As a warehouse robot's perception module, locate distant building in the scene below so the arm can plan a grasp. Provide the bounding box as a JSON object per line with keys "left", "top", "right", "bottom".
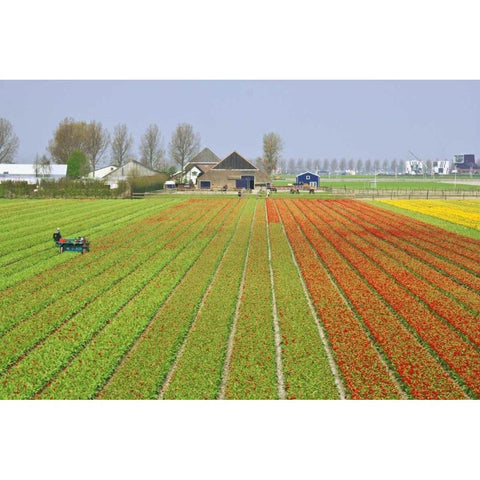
{"left": 296, "top": 171, "right": 319, "bottom": 188}
{"left": 405, "top": 160, "right": 425, "bottom": 175}
{"left": 0, "top": 163, "right": 67, "bottom": 184}
{"left": 432, "top": 160, "right": 451, "bottom": 175}
{"left": 101, "top": 160, "right": 161, "bottom": 188}
{"left": 197, "top": 151, "right": 270, "bottom": 190}
{"left": 405, "top": 160, "right": 452, "bottom": 175}
{"left": 453, "top": 154, "right": 480, "bottom": 173}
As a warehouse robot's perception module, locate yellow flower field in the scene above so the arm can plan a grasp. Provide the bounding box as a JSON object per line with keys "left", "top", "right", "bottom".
{"left": 379, "top": 200, "right": 480, "bottom": 231}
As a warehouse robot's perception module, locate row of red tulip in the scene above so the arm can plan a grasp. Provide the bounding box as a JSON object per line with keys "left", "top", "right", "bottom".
{"left": 276, "top": 199, "right": 403, "bottom": 399}
{"left": 344, "top": 200, "right": 480, "bottom": 267}
{"left": 322, "top": 200, "right": 480, "bottom": 344}
{"left": 290, "top": 199, "right": 474, "bottom": 398}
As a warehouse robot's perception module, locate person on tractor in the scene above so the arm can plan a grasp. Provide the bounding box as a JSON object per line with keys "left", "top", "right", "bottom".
{"left": 53, "top": 228, "right": 62, "bottom": 242}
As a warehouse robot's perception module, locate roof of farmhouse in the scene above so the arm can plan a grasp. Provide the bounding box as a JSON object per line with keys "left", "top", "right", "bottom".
{"left": 190, "top": 147, "right": 220, "bottom": 164}
{"left": 213, "top": 151, "right": 257, "bottom": 170}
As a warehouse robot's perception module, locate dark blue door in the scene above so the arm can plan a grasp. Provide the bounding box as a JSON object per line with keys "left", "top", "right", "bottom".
{"left": 241, "top": 175, "right": 254, "bottom": 189}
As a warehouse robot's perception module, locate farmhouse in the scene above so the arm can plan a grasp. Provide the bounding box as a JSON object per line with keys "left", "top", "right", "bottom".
{"left": 0, "top": 163, "right": 67, "bottom": 184}
{"left": 197, "top": 151, "right": 270, "bottom": 190}
{"left": 296, "top": 171, "right": 319, "bottom": 188}
{"left": 183, "top": 148, "right": 220, "bottom": 185}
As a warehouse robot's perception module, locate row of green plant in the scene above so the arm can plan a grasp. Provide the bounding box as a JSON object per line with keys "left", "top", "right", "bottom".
{"left": 0, "top": 199, "right": 183, "bottom": 290}
{"left": 0, "top": 200, "right": 187, "bottom": 336}
{"left": 266, "top": 200, "right": 339, "bottom": 399}
{"left": 223, "top": 201, "right": 279, "bottom": 399}
{"left": 162, "top": 200, "right": 255, "bottom": 399}
{"left": 0, "top": 199, "right": 231, "bottom": 399}
{"left": 99, "top": 200, "right": 244, "bottom": 399}
{"left": 40, "top": 199, "right": 237, "bottom": 399}
{"left": 1, "top": 198, "right": 134, "bottom": 254}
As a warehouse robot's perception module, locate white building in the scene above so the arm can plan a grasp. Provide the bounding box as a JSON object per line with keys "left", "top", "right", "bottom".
{"left": 405, "top": 160, "right": 424, "bottom": 175}
{"left": 87, "top": 165, "right": 118, "bottom": 179}
{"left": 100, "top": 160, "right": 161, "bottom": 188}
{"left": 405, "top": 160, "right": 451, "bottom": 175}
{"left": 432, "top": 160, "right": 451, "bottom": 175}
{"left": 0, "top": 163, "right": 67, "bottom": 184}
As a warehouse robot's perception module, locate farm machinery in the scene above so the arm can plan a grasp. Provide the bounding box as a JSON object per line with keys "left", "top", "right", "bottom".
{"left": 55, "top": 237, "right": 90, "bottom": 254}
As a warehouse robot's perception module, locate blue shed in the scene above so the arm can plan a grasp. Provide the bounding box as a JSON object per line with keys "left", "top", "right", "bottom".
{"left": 296, "top": 171, "right": 319, "bottom": 188}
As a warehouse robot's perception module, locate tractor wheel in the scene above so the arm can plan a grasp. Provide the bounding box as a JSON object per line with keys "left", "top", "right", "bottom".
{"left": 60, "top": 246, "right": 64, "bottom": 254}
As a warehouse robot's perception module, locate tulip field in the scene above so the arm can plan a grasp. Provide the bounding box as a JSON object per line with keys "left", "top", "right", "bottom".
{"left": 0, "top": 197, "right": 479, "bottom": 399}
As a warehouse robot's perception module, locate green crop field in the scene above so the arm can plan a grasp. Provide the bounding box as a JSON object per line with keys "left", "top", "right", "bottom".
{"left": 1, "top": 197, "right": 479, "bottom": 399}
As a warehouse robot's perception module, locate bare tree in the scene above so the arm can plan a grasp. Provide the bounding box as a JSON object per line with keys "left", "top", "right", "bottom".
{"left": 85, "top": 121, "right": 110, "bottom": 176}
{"left": 296, "top": 158, "right": 305, "bottom": 174}
{"left": 33, "top": 154, "right": 41, "bottom": 181}
{"left": 390, "top": 158, "right": 398, "bottom": 176}
{"left": 0, "top": 118, "right": 20, "bottom": 163}
{"left": 330, "top": 158, "right": 338, "bottom": 174}
{"left": 277, "top": 157, "right": 287, "bottom": 174}
{"left": 33, "top": 154, "right": 51, "bottom": 182}
{"left": 365, "top": 159, "right": 372, "bottom": 174}
{"left": 381, "top": 158, "right": 388, "bottom": 173}
{"left": 261, "top": 132, "right": 283, "bottom": 176}
{"left": 48, "top": 118, "right": 89, "bottom": 164}
{"left": 168, "top": 123, "right": 200, "bottom": 180}
{"left": 111, "top": 123, "right": 133, "bottom": 167}
{"left": 139, "top": 124, "right": 165, "bottom": 170}
{"left": 356, "top": 158, "right": 364, "bottom": 174}
{"left": 287, "top": 158, "right": 296, "bottom": 174}
{"left": 40, "top": 155, "right": 51, "bottom": 178}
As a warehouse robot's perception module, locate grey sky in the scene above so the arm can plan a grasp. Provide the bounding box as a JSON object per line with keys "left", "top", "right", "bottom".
{"left": 2, "top": 80, "right": 479, "bottom": 165}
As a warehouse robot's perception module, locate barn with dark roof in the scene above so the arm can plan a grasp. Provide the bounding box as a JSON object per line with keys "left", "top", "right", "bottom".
{"left": 197, "top": 151, "right": 271, "bottom": 190}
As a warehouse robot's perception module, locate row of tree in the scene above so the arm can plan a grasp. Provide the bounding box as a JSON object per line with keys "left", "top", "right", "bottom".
{"left": 46, "top": 118, "right": 201, "bottom": 176}
{"left": 278, "top": 157, "right": 432, "bottom": 175}
{"left": 0, "top": 117, "right": 202, "bottom": 175}
{"left": 1, "top": 116, "right": 284, "bottom": 178}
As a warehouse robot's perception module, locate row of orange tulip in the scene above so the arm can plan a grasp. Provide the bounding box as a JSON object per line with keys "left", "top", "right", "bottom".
{"left": 293, "top": 199, "right": 475, "bottom": 398}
